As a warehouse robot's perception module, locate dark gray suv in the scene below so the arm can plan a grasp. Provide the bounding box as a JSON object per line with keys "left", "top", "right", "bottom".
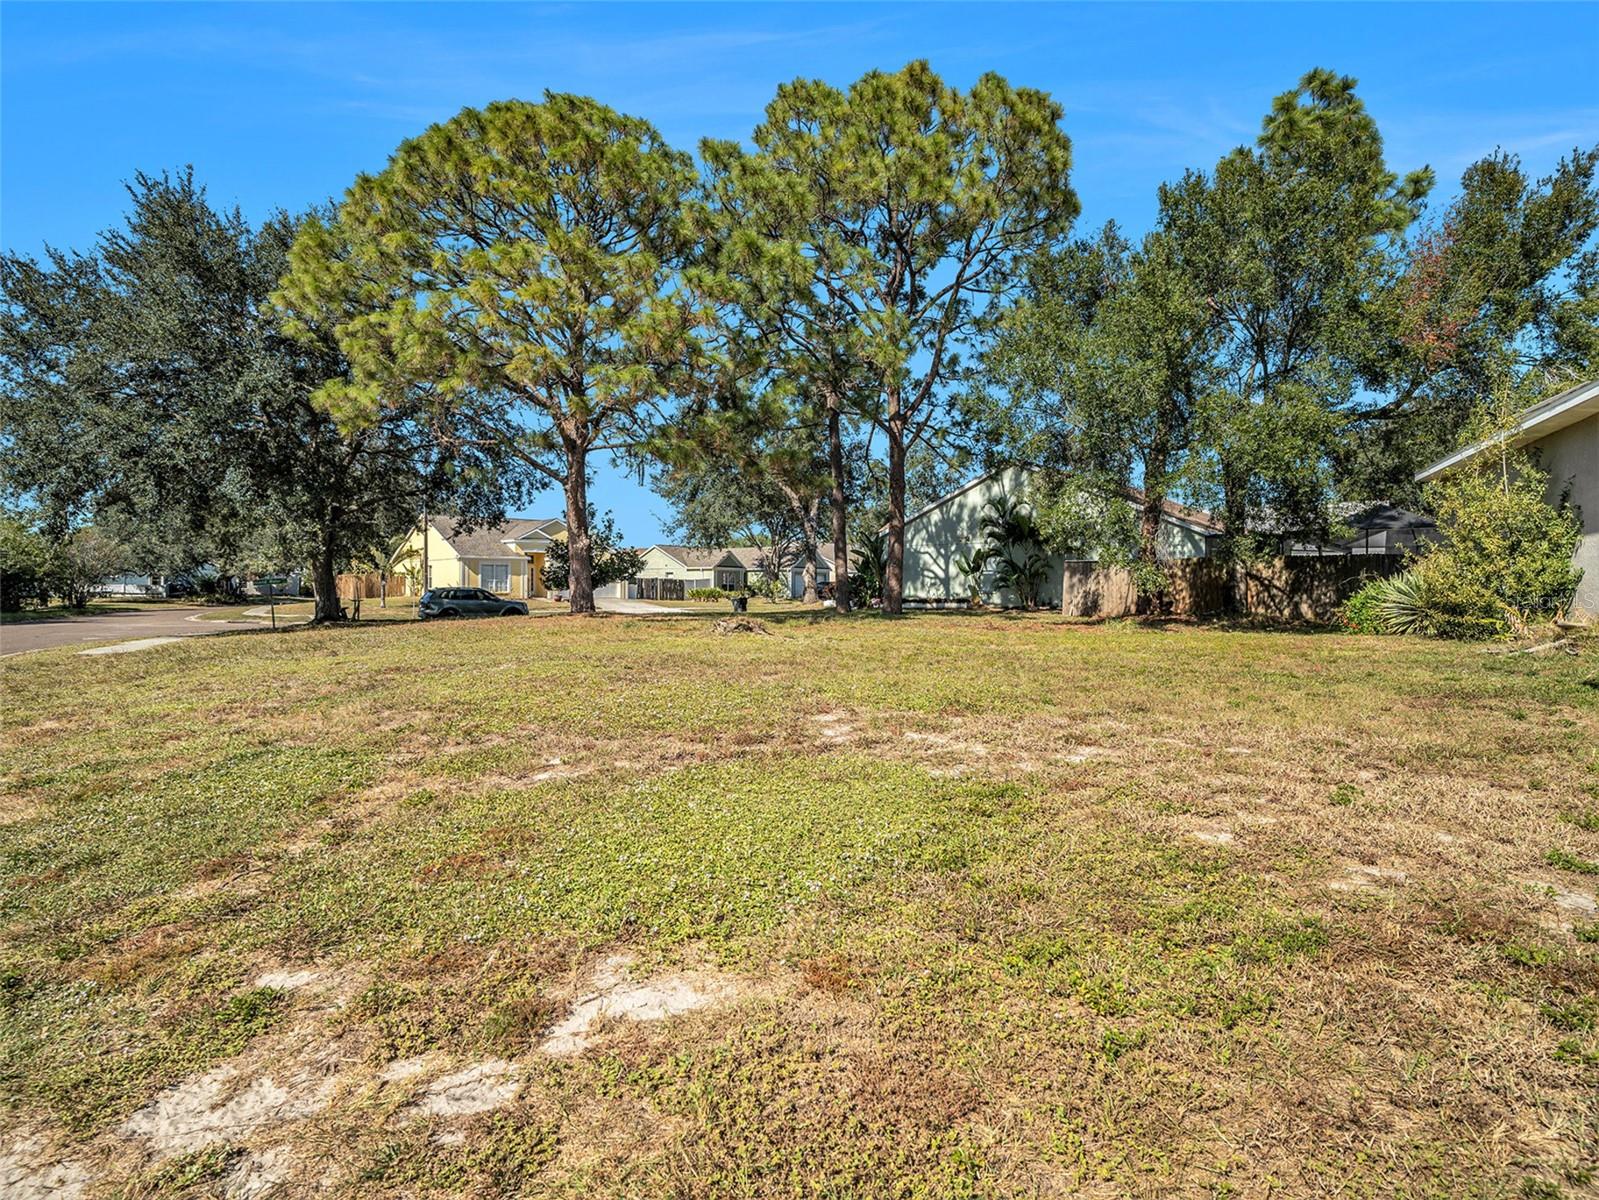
{"left": 418, "top": 588, "right": 529, "bottom": 619}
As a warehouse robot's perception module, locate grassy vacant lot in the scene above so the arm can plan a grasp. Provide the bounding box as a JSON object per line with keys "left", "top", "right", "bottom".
{"left": 2, "top": 612, "right": 1596, "bottom": 1198}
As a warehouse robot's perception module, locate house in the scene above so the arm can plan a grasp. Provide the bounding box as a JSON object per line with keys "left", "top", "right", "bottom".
{"left": 626, "top": 543, "right": 836, "bottom": 600}
{"left": 1416, "top": 377, "right": 1598, "bottom": 620}
{"left": 101, "top": 573, "right": 162, "bottom": 597}
{"left": 725, "top": 544, "right": 838, "bottom": 599}
{"left": 100, "top": 569, "right": 302, "bottom": 598}
{"left": 390, "top": 516, "right": 567, "bottom": 600}
{"left": 898, "top": 466, "right": 1221, "bottom": 607}
{"left": 1279, "top": 502, "right": 1438, "bottom": 557}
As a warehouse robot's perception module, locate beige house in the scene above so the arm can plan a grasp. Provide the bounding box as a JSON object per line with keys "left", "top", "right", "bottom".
{"left": 391, "top": 516, "right": 566, "bottom": 600}
{"left": 1417, "top": 377, "right": 1598, "bottom": 620}
{"left": 626, "top": 544, "right": 836, "bottom": 600}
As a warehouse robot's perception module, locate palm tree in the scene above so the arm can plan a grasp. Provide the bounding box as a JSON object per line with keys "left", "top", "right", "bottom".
{"left": 850, "top": 538, "right": 890, "bottom": 605}
{"left": 978, "top": 495, "right": 1049, "bottom": 608}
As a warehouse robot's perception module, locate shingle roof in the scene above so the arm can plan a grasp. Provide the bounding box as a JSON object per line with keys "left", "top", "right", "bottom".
{"left": 654, "top": 545, "right": 742, "bottom": 570}
{"left": 655, "top": 543, "right": 839, "bottom": 572}
{"left": 431, "top": 516, "right": 563, "bottom": 557}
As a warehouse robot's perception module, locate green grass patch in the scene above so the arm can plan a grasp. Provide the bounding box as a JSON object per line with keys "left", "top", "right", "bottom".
{"left": 1546, "top": 848, "right": 1599, "bottom": 876}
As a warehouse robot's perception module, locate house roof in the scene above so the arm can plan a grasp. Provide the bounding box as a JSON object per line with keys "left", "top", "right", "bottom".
{"left": 1117, "top": 486, "right": 1224, "bottom": 535}
{"left": 429, "top": 515, "right": 564, "bottom": 557}
{"left": 650, "top": 544, "right": 744, "bottom": 571}
{"left": 1415, "top": 378, "right": 1599, "bottom": 483}
{"left": 651, "top": 543, "right": 839, "bottom": 572}
{"left": 898, "top": 467, "right": 1223, "bottom": 535}
{"left": 1278, "top": 502, "right": 1438, "bottom": 553}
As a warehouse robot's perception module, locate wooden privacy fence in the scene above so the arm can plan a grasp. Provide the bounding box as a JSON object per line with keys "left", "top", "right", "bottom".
{"left": 335, "top": 571, "right": 408, "bottom": 600}
{"left": 1061, "top": 557, "right": 1406, "bottom": 622}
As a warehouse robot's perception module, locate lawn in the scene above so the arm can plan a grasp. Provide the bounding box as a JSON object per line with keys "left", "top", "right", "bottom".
{"left": 1, "top": 612, "right": 1596, "bottom": 1197}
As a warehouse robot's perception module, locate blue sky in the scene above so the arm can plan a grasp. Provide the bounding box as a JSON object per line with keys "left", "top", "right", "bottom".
{"left": 5, "top": 2, "right": 1596, "bottom": 543}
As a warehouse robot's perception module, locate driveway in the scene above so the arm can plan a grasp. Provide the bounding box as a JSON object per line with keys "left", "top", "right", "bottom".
{"left": 0, "top": 608, "right": 261, "bottom": 657}
{"left": 595, "top": 597, "right": 690, "bottom": 615}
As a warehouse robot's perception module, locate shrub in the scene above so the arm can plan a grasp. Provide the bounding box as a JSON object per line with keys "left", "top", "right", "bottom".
{"left": 745, "top": 575, "right": 790, "bottom": 602}
{"left": 1342, "top": 567, "right": 1505, "bottom": 639}
{"left": 1375, "top": 571, "right": 1436, "bottom": 635}
{"left": 1339, "top": 578, "right": 1387, "bottom": 633}
{"left": 1411, "top": 440, "right": 1582, "bottom": 637}
{"left": 687, "top": 587, "right": 727, "bottom": 601}
{"left": 1343, "top": 439, "right": 1582, "bottom": 640}
{"left": 0, "top": 517, "right": 53, "bottom": 611}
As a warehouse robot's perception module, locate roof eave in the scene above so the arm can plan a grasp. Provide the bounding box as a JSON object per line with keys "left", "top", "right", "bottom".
{"left": 1416, "top": 379, "right": 1599, "bottom": 483}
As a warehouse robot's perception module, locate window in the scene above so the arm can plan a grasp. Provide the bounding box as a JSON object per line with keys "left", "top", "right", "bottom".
{"left": 480, "top": 563, "right": 511, "bottom": 593}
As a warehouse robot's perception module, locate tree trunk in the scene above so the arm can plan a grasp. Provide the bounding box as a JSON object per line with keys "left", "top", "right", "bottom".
{"left": 1219, "top": 457, "right": 1248, "bottom": 615}
{"left": 564, "top": 443, "right": 596, "bottom": 615}
{"left": 1138, "top": 490, "right": 1165, "bottom": 616}
{"left": 800, "top": 497, "right": 820, "bottom": 603}
{"left": 882, "top": 407, "right": 907, "bottom": 615}
{"left": 420, "top": 504, "right": 429, "bottom": 598}
{"left": 826, "top": 390, "right": 851, "bottom": 614}
{"left": 312, "top": 532, "right": 341, "bottom": 623}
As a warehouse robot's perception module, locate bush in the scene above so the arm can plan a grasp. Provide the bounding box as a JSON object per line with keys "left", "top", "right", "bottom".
{"left": 687, "top": 587, "right": 728, "bottom": 601}
{"left": 1347, "top": 440, "right": 1583, "bottom": 639}
{"left": 1339, "top": 577, "right": 1387, "bottom": 633}
{"left": 1415, "top": 443, "right": 1582, "bottom": 636}
{"left": 0, "top": 518, "right": 53, "bottom": 611}
{"left": 1341, "top": 567, "right": 1504, "bottom": 639}
{"left": 745, "top": 575, "right": 790, "bottom": 602}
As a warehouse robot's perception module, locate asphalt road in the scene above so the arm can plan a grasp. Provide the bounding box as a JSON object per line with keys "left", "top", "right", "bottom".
{"left": 0, "top": 608, "right": 262, "bottom": 657}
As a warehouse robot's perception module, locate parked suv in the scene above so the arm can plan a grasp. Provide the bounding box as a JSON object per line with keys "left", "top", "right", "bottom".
{"left": 418, "top": 588, "right": 529, "bottom": 619}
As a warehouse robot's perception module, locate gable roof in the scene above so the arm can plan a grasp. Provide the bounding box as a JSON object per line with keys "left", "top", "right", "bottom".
{"left": 1416, "top": 378, "right": 1599, "bottom": 483}
{"left": 649, "top": 544, "right": 745, "bottom": 571}
{"left": 899, "top": 467, "right": 1223, "bottom": 535}
{"left": 649, "top": 543, "right": 839, "bottom": 573}
{"left": 429, "top": 516, "right": 564, "bottom": 557}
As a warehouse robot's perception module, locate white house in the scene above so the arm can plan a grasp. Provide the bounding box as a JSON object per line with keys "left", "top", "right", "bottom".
{"left": 1416, "top": 377, "right": 1598, "bottom": 621}
{"left": 898, "top": 466, "right": 1221, "bottom": 607}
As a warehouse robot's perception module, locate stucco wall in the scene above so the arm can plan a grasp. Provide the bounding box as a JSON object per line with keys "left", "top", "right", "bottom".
{"left": 1531, "top": 414, "right": 1599, "bottom": 618}
{"left": 391, "top": 524, "right": 462, "bottom": 591}
{"left": 902, "top": 468, "right": 1039, "bottom": 604}
{"left": 900, "top": 467, "right": 1210, "bottom": 606}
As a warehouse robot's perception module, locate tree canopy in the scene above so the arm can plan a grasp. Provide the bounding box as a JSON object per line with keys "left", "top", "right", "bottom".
{"left": 711, "top": 61, "right": 1078, "bottom": 612}
{"left": 0, "top": 171, "right": 500, "bottom": 620}
{"left": 276, "top": 94, "right": 714, "bottom": 614}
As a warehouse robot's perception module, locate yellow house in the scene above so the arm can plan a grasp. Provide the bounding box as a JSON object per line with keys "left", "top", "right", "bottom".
{"left": 391, "top": 516, "right": 566, "bottom": 599}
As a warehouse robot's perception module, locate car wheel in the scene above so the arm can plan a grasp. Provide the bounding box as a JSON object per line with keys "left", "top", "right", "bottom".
{"left": 502, "top": 607, "right": 523, "bottom": 617}
{"left": 439, "top": 608, "right": 459, "bottom": 619}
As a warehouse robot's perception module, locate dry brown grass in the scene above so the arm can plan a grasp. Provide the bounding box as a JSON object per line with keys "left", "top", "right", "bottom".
{"left": 0, "top": 612, "right": 1595, "bottom": 1197}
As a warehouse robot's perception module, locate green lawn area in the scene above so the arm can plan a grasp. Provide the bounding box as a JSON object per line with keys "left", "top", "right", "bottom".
{"left": 1, "top": 613, "right": 1596, "bottom": 1196}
